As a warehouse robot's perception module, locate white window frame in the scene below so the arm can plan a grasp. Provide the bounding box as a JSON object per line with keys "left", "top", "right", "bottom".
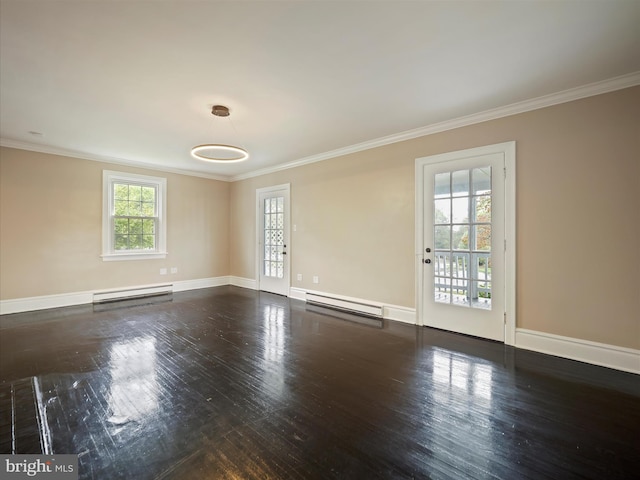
{"left": 102, "top": 170, "right": 167, "bottom": 261}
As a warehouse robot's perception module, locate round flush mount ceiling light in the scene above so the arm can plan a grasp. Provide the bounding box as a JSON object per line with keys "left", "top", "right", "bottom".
{"left": 190, "top": 105, "right": 249, "bottom": 163}
{"left": 190, "top": 144, "right": 249, "bottom": 163}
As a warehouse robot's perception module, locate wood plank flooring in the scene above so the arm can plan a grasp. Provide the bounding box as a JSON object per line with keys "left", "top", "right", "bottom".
{"left": 0, "top": 286, "right": 638, "bottom": 479}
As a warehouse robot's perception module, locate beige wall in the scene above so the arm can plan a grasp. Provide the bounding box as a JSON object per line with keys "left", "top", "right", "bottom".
{"left": 0, "top": 148, "right": 230, "bottom": 298}
{"left": 230, "top": 86, "right": 640, "bottom": 350}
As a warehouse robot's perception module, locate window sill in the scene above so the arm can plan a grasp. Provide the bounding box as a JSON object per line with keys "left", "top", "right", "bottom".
{"left": 101, "top": 252, "right": 168, "bottom": 262}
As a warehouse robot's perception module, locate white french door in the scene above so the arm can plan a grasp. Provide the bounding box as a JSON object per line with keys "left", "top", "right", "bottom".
{"left": 416, "top": 143, "right": 516, "bottom": 343}
{"left": 257, "top": 184, "right": 290, "bottom": 296}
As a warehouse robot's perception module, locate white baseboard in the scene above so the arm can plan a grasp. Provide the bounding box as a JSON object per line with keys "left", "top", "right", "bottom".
{"left": 289, "top": 287, "right": 306, "bottom": 301}
{"left": 516, "top": 328, "right": 640, "bottom": 374}
{"left": 384, "top": 305, "right": 417, "bottom": 324}
{"left": 173, "top": 276, "right": 229, "bottom": 292}
{"left": 1, "top": 276, "right": 230, "bottom": 315}
{"left": 0, "top": 291, "right": 94, "bottom": 315}
{"left": 229, "top": 276, "right": 257, "bottom": 290}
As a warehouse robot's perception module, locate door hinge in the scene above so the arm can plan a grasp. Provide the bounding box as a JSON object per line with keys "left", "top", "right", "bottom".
{"left": 504, "top": 312, "right": 507, "bottom": 324}
{"left": 504, "top": 167, "right": 507, "bottom": 179}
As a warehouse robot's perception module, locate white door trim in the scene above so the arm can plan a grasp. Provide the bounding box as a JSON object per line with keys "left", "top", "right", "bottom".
{"left": 415, "top": 142, "right": 516, "bottom": 345}
{"left": 256, "top": 183, "right": 291, "bottom": 296}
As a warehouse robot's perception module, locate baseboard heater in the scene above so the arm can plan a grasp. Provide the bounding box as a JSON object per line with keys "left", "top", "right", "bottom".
{"left": 305, "top": 292, "right": 383, "bottom": 319}
{"left": 93, "top": 284, "right": 173, "bottom": 304}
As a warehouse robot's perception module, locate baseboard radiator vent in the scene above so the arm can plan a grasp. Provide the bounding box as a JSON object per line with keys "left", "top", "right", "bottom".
{"left": 305, "top": 292, "right": 383, "bottom": 319}
{"left": 93, "top": 284, "right": 173, "bottom": 304}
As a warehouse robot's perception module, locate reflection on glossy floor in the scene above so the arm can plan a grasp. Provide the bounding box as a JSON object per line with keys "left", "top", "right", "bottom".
{"left": 0, "top": 286, "right": 638, "bottom": 479}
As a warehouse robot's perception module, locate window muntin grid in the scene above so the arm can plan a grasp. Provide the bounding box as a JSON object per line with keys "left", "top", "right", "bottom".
{"left": 263, "top": 196, "right": 285, "bottom": 278}
{"left": 112, "top": 182, "right": 158, "bottom": 251}
{"left": 433, "top": 167, "right": 492, "bottom": 309}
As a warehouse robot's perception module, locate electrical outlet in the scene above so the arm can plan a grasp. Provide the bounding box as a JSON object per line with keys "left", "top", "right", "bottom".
{"left": 297, "top": 273, "right": 303, "bottom": 281}
{"left": 313, "top": 276, "right": 319, "bottom": 284}
{"left": 160, "top": 268, "right": 167, "bottom": 275}
{"left": 170, "top": 267, "right": 178, "bottom": 274}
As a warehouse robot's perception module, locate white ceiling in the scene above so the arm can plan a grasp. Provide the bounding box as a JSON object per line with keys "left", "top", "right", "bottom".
{"left": 1, "top": 1, "right": 639, "bottom": 181}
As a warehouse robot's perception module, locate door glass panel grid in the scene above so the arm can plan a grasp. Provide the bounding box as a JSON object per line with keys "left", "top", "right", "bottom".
{"left": 263, "top": 197, "right": 285, "bottom": 279}
{"left": 433, "top": 168, "right": 492, "bottom": 309}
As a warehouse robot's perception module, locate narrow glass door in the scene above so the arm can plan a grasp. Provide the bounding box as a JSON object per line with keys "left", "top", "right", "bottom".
{"left": 258, "top": 185, "right": 290, "bottom": 296}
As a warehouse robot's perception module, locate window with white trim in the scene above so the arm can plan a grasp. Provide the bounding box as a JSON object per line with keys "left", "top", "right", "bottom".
{"left": 102, "top": 171, "right": 167, "bottom": 261}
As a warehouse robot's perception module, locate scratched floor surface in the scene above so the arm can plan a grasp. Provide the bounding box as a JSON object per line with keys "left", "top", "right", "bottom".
{"left": 0, "top": 286, "right": 638, "bottom": 479}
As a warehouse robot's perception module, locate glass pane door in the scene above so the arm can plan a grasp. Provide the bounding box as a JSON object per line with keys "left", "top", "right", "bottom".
{"left": 258, "top": 185, "right": 290, "bottom": 296}
{"left": 419, "top": 151, "right": 506, "bottom": 342}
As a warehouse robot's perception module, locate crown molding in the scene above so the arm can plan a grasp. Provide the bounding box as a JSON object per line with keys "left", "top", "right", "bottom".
{"left": 0, "top": 139, "right": 231, "bottom": 182}
{"left": 230, "top": 71, "right": 640, "bottom": 181}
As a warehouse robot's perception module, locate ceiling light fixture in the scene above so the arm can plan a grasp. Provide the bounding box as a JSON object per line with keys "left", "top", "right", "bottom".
{"left": 190, "top": 105, "right": 249, "bottom": 163}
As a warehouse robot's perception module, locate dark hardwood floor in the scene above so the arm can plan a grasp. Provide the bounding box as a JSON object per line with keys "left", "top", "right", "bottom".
{"left": 0, "top": 286, "right": 638, "bottom": 479}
